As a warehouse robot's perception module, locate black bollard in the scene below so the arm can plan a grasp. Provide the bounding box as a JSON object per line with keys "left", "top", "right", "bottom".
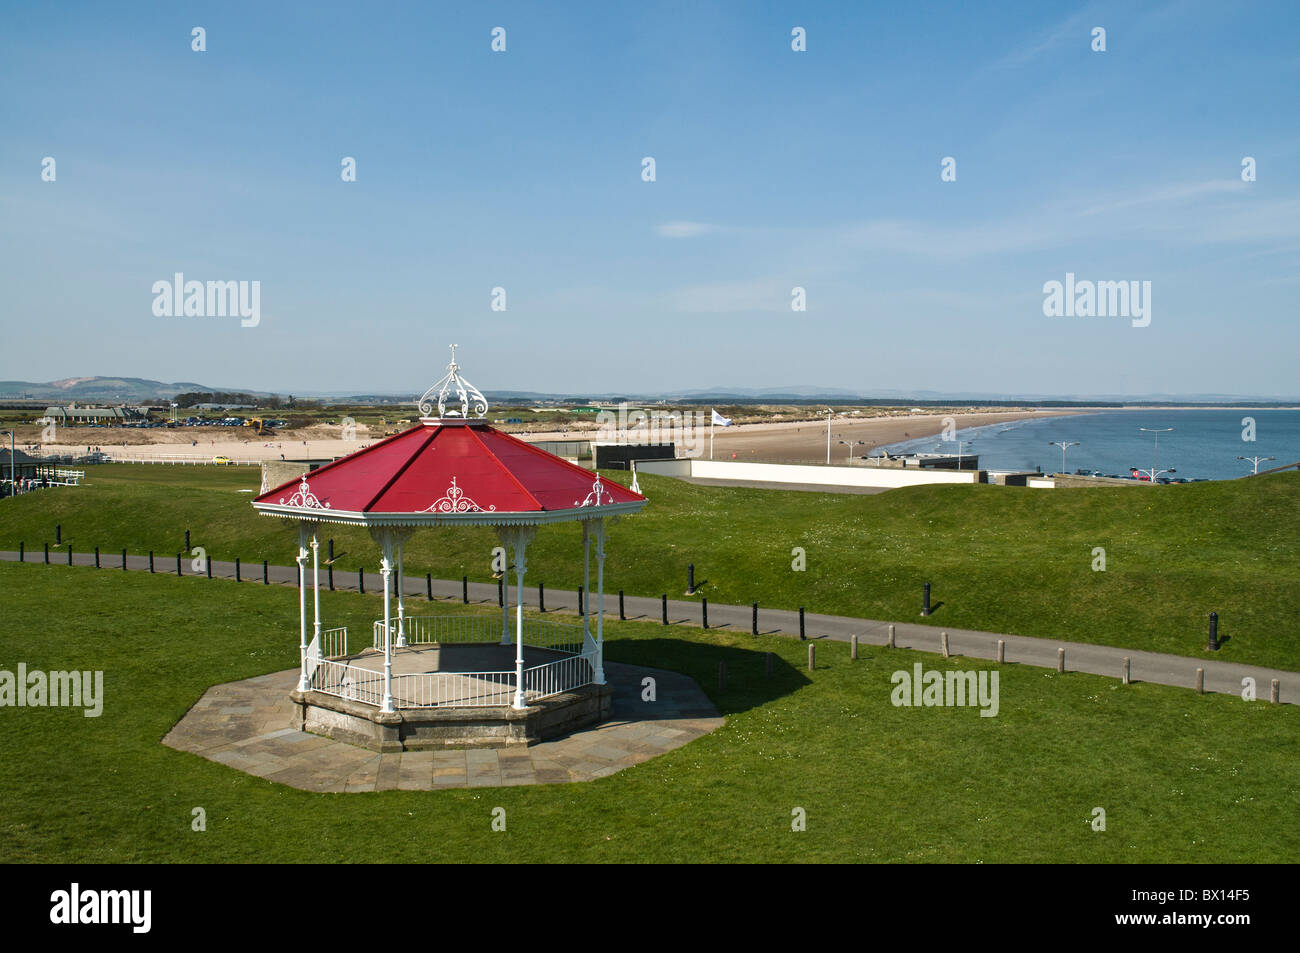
{"left": 462, "top": 575, "right": 469, "bottom": 604}
{"left": 799, "top": 607, "right": 806, "bottom": 640}
{"left": 328, "top": 538, "right": 334, "bottom": 562}
{"left": 498, "top": 577, "right": 504, "bottom": 607}
{"left": 427, "top": 573, "right": 433, "bottom": 601}
{"left": 538, "top": 582, "right": 545, "bottom": 612}
{"left": 358, "top": 568, "right": 364, "bottom": 594}
{"left": 618, "top": 589, "right": 625, "bottom": 621}
{"left": 56, "top": 524, "right": 61, "bottom": 545}
{"left": 177, "top": 554, "right": 183, "bottom": 577}
{"left": 578, "top": 585, "right": 584, "bottom": 617}
{"left": 122, "top": 548, "right": 127, "bottom": 571}
{"left": 263, "top": 560, "right": 268, "bottom": 584}
{"left": 1208, "top": 611, "right": 1219, "bottom": 651}
{"left": 94, "top": 546, "right": 100, "bottom": 568}
{"left": 687, "top": 563, "right": 695, "bottom": 593}
{"left": 184, "top": 529, "right": 190, "bottom": 552}
{"left": 68, "top": 546, "right": 73, "bottom": 566}
{"left": 662, "top": 594, "right": 668, "bottom": 625}
{"left": 752, "top": 602, "right": 758, "bottom": 636}
{"left": 702, "top": 597, "right": 709, "bottom": 629}
{"left": 18, "top": 542, "right": 23, "bottom": 562}
{"left": 328, "top": 563, "right": 334, "bottom": 591}
{"left": 149, "top": 551, "right": 154, "bottom": 573}
{"left": 922, "top": 582, "right": 931, "bottom": 616}
{"left": 44, "top": 543, "right": 49, "bottom": 564}
{"left": 206, "top": 554, "right": 211, "bottom": 578}
{"left": 235, "top": 557, "right": 241, "bottom": 582}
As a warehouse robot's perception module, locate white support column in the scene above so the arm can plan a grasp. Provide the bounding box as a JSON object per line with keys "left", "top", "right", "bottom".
{"left": 497, "top": 529, "right": 510, "bottom": 646}
{"left": 511, "top": 526, "right": 536, "bottom": 710}
{"left": 593, "top": 518, "right": 607, "bottom": 685}
{"left": 296, "top": 525, "right": 310, "bottom": 692}
{"left": 395, "top": 538, "right": 407, "bottom": 647}
{"left": 582, "top": 520, "right": 591, "bottom": 640}
{"left": 380, "top": 532, "right": 395, "bottom": 713}
{"left": 311, "top": 531, "right": 321, "bottom": 645}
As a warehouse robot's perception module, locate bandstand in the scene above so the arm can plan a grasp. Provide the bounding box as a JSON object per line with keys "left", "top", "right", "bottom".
{"left": 252, "top": 348, "right": 647, "bottom": 750}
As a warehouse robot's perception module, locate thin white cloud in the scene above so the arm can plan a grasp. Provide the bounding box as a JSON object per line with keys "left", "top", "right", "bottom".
{"left": 656, "top": 221, "right": 722, "bottom": 238}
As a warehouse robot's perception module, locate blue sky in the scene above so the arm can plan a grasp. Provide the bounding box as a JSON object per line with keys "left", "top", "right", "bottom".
{"left": 2, "top": 0, "right": 1298, "bottom": 398}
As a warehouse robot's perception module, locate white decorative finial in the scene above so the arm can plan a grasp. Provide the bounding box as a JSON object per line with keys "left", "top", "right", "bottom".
{"left": 418, "top": 344, "right": 488, "bottom": 419}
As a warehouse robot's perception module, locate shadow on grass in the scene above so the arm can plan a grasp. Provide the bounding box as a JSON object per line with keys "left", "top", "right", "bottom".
{"left": 604, "top": 637, "right": 811, "bottom": 715}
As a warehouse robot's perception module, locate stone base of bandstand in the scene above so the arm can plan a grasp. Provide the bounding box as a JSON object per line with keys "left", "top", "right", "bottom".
{"left": 291, "top": 682, "right": 614, "bottom": 752}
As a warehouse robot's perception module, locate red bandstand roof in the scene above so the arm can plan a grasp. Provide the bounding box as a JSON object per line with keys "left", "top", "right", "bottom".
{"left": 252, "top": 419, "right": 647, "bottom": 527}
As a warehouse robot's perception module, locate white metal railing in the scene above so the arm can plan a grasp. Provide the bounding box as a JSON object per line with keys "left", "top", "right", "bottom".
{"left": 523, "top": 654, "right": 595, "bottom": 701}
{"left": 371, "top": 614, "right": 584, "bottom": 653}
{"left": 391, "top": 670, "right": 517, "bottom": 708}
{"left": 306, "top": 653, "right": 597, "bottom": 709}
{"left": 321, "top": 626, "right": 348, "bottom": 659}
{"left": 309, "top": 658, "right": 387, "bottom": 707}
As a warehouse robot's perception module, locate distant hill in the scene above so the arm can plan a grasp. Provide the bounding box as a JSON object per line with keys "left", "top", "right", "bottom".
{"left": 0, "top": 377, "right": 269, "bottom": 402}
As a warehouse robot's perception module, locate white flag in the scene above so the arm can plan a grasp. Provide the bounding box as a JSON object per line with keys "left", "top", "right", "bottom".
{"left": 711, "top": 409, "right": 732, "bottom": 427}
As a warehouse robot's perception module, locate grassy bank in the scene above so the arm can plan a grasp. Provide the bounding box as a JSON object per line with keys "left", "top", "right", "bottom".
{"left": 0, "top": 564, "right": 1296, "bottom": 863}
{"left": 1, "top": 464, "right": 1297, "bottom": 669}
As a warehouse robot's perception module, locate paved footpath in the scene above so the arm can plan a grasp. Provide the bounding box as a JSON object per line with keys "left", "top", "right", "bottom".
{"left": 3, "top": 549, "right": 1297, "bottom": 706}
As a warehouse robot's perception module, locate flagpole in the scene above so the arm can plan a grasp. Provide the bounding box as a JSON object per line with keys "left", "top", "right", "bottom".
{"left": 710, "top": 411, "right": 714, "bottom": 460}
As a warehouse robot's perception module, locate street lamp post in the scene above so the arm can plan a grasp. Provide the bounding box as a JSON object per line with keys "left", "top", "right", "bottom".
{"left": 838, "top": 438, "right": 860, "bottom": 463}
{"left": 825, "top": 408, "right": 832, "bottom": 464}
{"left": 1135, "top": 466, "right": 1176, "bottom": 483}
{"left": 1238, "top": 455, "right": 1275, "bottom": 475}
{"left": 1139, "top": 427, "right": 1173, "bottom": 477}
{"left": 1048, "top": 441, "right": 1080, "bottom": 474}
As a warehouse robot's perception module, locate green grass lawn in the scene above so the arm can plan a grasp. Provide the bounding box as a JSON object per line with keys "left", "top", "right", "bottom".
{"left": 1, "top": 464, "right": 1298, "bottom": 670}
{"left": 0, "top": 563, "right": 1296, "bottom": 863}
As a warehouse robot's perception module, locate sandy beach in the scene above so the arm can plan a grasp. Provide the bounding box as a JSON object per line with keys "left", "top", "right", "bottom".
{"left": 25, "top": 409, "right": 1080, "bottom": 466}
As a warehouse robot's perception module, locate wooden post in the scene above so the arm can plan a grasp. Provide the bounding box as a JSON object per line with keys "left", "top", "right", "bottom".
{"left": 808, "top": 643, "right": 815, "bottom": 672}
{"left": 997, "top": 639, "right": 1005, "bottom": 663}
{"left": 1057, "top": 648, "right": 1065, "bottom": 673}
{"left": 887, "top": 624, "right": 896, "bottom": 648}
{"left": 941, "top": 631, "right": 949, "bottom": 658}
{"left": 1271, "top": 679, "right": 1280, "bottom": 704}
{"left": 1196, "top": 668, "right": 1204, "bottom": 694}
{"left": 851, "top": 634, "right": 858, "bottom": 660}
{"left": 1122, "top": 657, "right": 1130, "bottom": 685}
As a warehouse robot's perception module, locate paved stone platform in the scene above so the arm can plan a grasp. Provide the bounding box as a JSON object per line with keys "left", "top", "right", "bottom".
{"left": 163, "top": 660, "right": 722, "bottom": 791}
